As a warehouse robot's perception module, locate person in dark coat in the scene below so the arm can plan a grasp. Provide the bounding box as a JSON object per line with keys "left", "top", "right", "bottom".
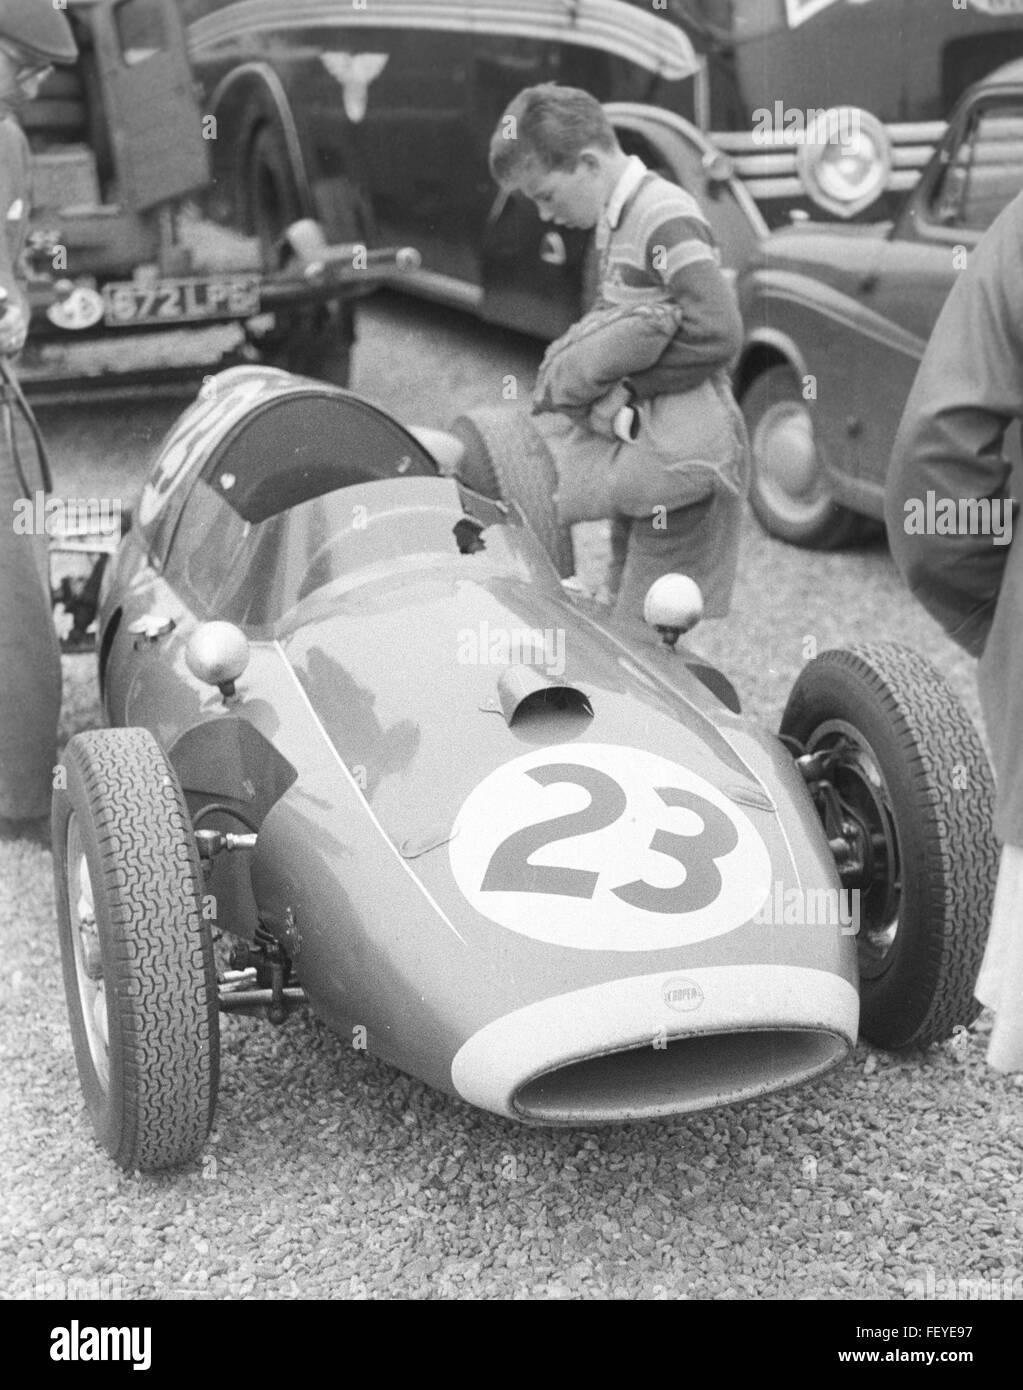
{"left": 0, "top": 1, "right": 78, "bottom": 833}
{"left": 885, "top": 188, "right": 1023, "bottom": 1072}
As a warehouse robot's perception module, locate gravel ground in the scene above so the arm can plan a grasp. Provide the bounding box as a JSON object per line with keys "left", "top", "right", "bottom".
{"left": 2, "top": 294, "right": 1021, "bottom": 1301}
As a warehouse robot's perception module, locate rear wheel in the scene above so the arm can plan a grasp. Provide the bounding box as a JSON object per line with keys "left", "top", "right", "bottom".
{"left": 781, "top": 643, "right": 997, "bottom": 1049}
{"left": 743, "top": 365, "right": 865, "bottom": 549}
{"left": 450, "top": 407, "right": 575, "bottom": 577}
{"left": 246, "top": 124, "right": 353, "bottom": 386}
{"left": 52, "top": 728, "right": 220, "bottom": 1171}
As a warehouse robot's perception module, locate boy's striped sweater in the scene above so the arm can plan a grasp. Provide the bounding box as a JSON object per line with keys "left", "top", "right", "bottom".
{"left": 596, "top": 159, "right": 743, "bottom": 399}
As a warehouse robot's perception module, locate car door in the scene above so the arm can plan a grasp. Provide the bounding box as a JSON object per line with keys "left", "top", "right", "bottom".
{"left": 850, "top": 90, "right": 1023, "bottom": 498}
{"left": 89, "top": 0, "right": 209, "bottom": 211}
{"left": 355, "top": 28, "right": 477, "bottom": 286}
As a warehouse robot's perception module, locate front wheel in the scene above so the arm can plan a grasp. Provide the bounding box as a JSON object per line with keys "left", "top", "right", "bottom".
{"left": 52, "top": 728, "right": 220, "bottom": 1171}
{"left": 743, "top": 365, "right": 864, "bottom": 549}
{"left": 781, "top": 643, "right": 997, "bottom": 1049}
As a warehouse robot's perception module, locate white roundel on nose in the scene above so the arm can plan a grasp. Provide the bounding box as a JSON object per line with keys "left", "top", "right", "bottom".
{"left": 449, "top": 743, "right": 773, "bottom": 952}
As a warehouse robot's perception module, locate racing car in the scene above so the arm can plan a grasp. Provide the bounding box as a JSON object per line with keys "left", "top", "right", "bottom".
{"left": 52, "top": 367, "right": 997, "bottom": 1171}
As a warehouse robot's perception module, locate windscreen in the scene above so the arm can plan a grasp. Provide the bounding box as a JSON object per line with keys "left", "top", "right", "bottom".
{"left": 204, "top": 477, "right": 539, "bottom": 632}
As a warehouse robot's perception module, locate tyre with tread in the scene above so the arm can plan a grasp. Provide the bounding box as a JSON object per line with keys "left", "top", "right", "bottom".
{"left": 743, "top": 365, "right": 865, "bottom": 549}
{"left": 450, "top": 407, "right": 575, "bottom": 577}
{"left": 52, "top": 728, "right": 219, "bottom": 1171}
{"left": 780, "top": 643, "right": 997, "bottom": 1049}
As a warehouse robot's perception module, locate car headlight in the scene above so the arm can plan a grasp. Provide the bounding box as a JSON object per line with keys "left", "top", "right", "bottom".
{"left": 796, "top": 107, "right": 892, "bottom": 218}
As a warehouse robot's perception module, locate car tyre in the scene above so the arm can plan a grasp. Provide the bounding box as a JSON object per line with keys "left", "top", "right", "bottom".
{"left": 52, "top": 728, "right": 220, "bottom": 1171}
{"left": 450, "top": 407, "right": 575, "bottom": 577}
{"left": 780, "top": 643, "right": 997, "bottom": 1049}
{"left": 246, "top": 123, "right": 353, "bottom": 387}
{"left": 743, "top": 365, "right": 865, "bottom": 549}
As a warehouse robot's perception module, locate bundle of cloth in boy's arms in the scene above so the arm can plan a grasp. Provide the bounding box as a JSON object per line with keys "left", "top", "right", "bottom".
{"left": 532, "top": 298, "right": 685, "bottom": 437}
{"left": 531, "top": 283, "right": 747, "bottom": 549}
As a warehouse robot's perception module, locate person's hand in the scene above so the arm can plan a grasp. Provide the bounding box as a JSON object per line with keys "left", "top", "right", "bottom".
{"left": 587, "top": 382, "right": 634, "bottom": 439}
{"left": 0, "top": 299, "right": 29, "bottom": 356}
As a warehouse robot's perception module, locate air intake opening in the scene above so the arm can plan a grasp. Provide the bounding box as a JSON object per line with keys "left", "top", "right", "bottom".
{"left": 514, "top": 1029, "right": 846, "bottom": 1124}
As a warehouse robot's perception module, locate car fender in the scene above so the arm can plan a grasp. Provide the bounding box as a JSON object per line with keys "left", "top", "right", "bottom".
{"left": 734, "top": 325, "right": 809, "bottom": 403}
{"left": 206, "top": 63, "right": 316, "bottom": 225}
{"left": 734, "top": 267, "right": 861, "bottom": 499}
{"left": 205, "top": 61, "right": 375, "bottom": 251}
{"left": 737, "top": 261, "right": 868, "bottom": 425}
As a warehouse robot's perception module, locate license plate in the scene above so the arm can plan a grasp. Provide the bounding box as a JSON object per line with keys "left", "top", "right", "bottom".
{"left": 102, "top": 276, "right": 261, "bottom": 327}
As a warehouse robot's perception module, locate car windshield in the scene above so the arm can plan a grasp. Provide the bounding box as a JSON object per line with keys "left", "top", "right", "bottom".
{"left": 178, "top": 476, "right": 541, "bottom": 632}
{"left": 932, "top": 102, "right": 1023, "bottom": 233}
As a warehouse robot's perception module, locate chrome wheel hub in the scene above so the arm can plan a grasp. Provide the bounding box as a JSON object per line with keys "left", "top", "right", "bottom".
{"left": 754, "top": 401, "right": 825, "bottom": 521}
{"left": 808, "top": 720, "right": 902, "bottom": 978}
{"left": 66, "top": 815, "right": 109, "bottom": 1088}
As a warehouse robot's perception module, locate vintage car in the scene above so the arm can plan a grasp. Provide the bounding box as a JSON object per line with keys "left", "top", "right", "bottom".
{"left": 52, "top": 368, "right": 996, "bottom": 1171}
{"left": 735, "top": 59, "right": 1023, "bottom": 548}
{"left": 181, "top": 0, "right": 768, "bottom": 343}
{"left": 19, "top": 0, "right": 418, "bottom": 397}
{"left": 177, "top": 0, "right": 1023, "bottom": 343}
{"left": 703, "top": 0, "right": 1023, "bottom": 226}
{"left": 28, "top": 2, "right": 1023, "bottom": 386}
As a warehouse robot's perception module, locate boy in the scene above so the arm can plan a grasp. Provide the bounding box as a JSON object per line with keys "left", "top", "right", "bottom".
{"left": 489, "top": 84, "right": 748, "bottom": 630}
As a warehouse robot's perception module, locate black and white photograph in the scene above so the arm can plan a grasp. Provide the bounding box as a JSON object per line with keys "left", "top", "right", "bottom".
{"left": 1, "top": 0, "right": 1021, "bottom": 1335}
